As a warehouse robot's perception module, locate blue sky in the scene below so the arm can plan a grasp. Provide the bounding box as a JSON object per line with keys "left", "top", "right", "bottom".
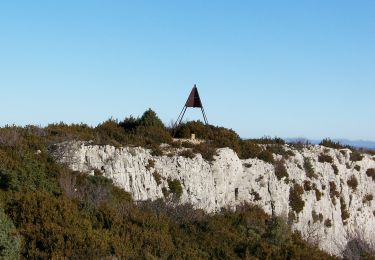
{"left": 0, "top": 1, "right": 374, "bottom": 140}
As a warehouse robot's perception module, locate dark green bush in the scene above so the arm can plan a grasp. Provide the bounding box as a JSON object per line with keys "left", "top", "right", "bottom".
{"left": 167, "top": 179, "right": 183, "bottom": 199}
{"left": 152, "top": 171, "right": 162, "bottom": 185}
{"left": 363, "top": 194, "right": 373, "bottom": 204}
{"left": 318, "top": 154, "right": 333, "bottom": 164}
{"left": 329, "top": 181, "right": 340, "bottom": 205}
{"left": 193, "top": 143, "right": 217, "bottom": 161}
{"left": 340, "top": 197, "right": 350, "bottom": 224}
{"left": 240, "top": 141, "right": 262, "bottom": 159}
{"left": 366, "top": 168, "right": 375, "bottom": 181}
{"left": 304, "top": 157, "right": 317, "bottom": 179}
{"left": 312, "top": 210, "right": 323, "bottom": 223}
{"left": 324, "top": 219, "right": 332, "bottom": 228}
{"left": 347, "top": 176, "right": 358, "bottom": 191}
{"left": 314, "top": 186, "right": 323, "bottom": 201}
{"left": 257, "top": 150, "right": 274, "bottom": 164}
{"left": 289, "top": 183, "right": 305, "bottom": 214}
{"left": 303, "top": 180, "right": 312, "bottom": 191}
{"left": 350, "top": 151, "right": 363, "bottom": 162}
{"left": 178, "top": 149, "right": 195, "bottom": 159}
{"left": 332, "top": 164, "right": 339, "bottom": 175}
{"left": 274, "top": 159, "right": 288, "bottom": 180}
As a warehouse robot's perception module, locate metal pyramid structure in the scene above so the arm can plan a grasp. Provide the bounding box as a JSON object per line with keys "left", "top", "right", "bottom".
{"left": 174, "top": 85, "right": 208, "bottom": 127}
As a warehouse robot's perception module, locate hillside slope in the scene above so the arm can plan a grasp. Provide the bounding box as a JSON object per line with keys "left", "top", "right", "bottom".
{"left": 56, "top": 141, "right": 375, "bottom": 257}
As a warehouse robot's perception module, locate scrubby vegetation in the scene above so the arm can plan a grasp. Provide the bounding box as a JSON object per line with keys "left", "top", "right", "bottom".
{"left": 366, "top": 168, "right": 375, "bottom": 182}
{"left": 320, "top": 138, "right": 350, "bottom": 150}
{"left": 289, "top": 183, "right": 305, "bottom": 214}
{"left": 332, "top": 164, "right": 339, "bottom": 175}
{"left": 318, "top": 153, "right": 334, "bottom": 164}
{"left": 312, "top": 210, "right": 323, "bottom": 223}
{"left": 304, "top": 157, "right": 317, "bottom": 179}
{"left": 350, "top": 151, "right": 364, "bottom": 162}
{"left": 340, "top": 197, "right": 350, "bottom": 225}
{"left": 363, "top": 194, "right": 374, "bottom": 205}
{"left": 274, "top": 159, "right": 289, "bottom": 180}
{"left": 0, "top": 108, "right": 354, "bottom": 258}
{"left": 167, "top": 178, "right": 183, "bottom": 199}
{"left": 329, "top": 181, "right": 340, "bottom": 205}
{"left": 347, "top": 176, "right": 359, "bottom": 191}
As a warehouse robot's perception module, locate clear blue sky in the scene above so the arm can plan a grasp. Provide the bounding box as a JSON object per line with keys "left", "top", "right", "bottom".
{"left": 0, "top": 1, "right": 374, "bottom": 140}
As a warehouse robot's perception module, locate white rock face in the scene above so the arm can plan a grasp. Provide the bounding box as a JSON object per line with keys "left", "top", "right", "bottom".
{"left": 55, "top": 141, "right": 375, "bottom": 257}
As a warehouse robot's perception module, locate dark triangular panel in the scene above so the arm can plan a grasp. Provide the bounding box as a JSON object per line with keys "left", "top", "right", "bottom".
{"left": 185, "top": 85, "right": 203, "bottom": 108}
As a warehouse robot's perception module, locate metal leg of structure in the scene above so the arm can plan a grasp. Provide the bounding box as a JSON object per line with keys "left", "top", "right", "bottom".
{"left": 201, "top": 107, "right": 209, "bottom": 125}
{"left": 174, "top": 106, "right": 187, "bottom": 128}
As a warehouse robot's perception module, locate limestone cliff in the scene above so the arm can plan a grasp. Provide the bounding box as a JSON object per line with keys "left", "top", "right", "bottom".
{"left": 54, "top": 141, "right": 375, "bottom": 257}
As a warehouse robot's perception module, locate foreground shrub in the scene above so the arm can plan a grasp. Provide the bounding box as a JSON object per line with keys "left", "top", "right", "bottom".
{"left": 6, "top": 192, "right": 110, "bottom": 259}
{"left": 0, "top": 208, "right": 22, "bottom": 259}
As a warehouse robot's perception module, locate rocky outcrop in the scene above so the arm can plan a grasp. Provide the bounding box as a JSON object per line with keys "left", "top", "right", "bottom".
{"left": 54, "top": 141, "right": 375, "bottom": 257}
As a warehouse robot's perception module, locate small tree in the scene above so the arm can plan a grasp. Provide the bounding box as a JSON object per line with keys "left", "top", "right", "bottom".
{"left": 140, "top": 109, "right": 165, "bottom": 128}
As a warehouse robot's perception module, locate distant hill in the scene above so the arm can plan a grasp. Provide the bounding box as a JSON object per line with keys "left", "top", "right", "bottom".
{"left": 285, "top": 138, "right": 375, "bottom": 150}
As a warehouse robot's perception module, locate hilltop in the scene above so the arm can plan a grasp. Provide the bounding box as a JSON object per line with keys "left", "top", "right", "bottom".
{"left": 0, "top": 109, "right": 374, "bottom": 259}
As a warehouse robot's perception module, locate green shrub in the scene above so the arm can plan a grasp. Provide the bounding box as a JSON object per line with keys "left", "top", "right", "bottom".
{"left": 340, "top": 197, "right": 350, "bottom": 224}
{"left": 303, "top": 180, "right": 312, "bottom": 191}
{"left": 363, "top": 194, "right": 373, "bottom": 205}
{"left": 304, "top": 157, "right": 317, "bottom": 179}
{"left": 250, "top": 190, "right": 262, "bottom": 201}
{"left": 332, "top": 164, "right": 339, "bottom": 175}
{"left": 324, "top": 219, "right": 332, "bottom": 228}
{"left": 257, "top": 150, "right": 274, "bottom": 164}
{"left": 167, "top": 179, "right": 183, "bottom": 199}
{"left": 347, "top": 176, "right": 358, "bottom": 191}
{"left": 139, "top": 108, "right": 165, "bottom": 128}
{"left": 329, "top": 181, "right": 340, "bottom": 205}
{"left": 320, "top": 138, "right": 348, "bottom": 149}
{"left": 240, "top": 141, "right": 262, "bottom": 159}
{"left": 350, "top": 151, "right": 363, "bottom": 162}
{"left": 266, "top": 145, "right": 294, "bottom": 159}
{"left": 312, "top": 210, "right": 323, "bottom": 223}
{"left": 6, "top": 192, "right": 110, "bottom": 259}
{"left": 289, "top": 184, "right": 305, "bottom": 214}
{"left": 318, "top": 154, "right": 333, "bottom": 164}
{"left": 314, "top": 186, "right": 323, "bottom": 201}
{"left": 178, "top": 149, "right": 195, "bottom": 159}
{"left": 274, "top": 159, "right": 288, "bottom": 180}
{"left": 354, "top": 165, "right": 361, "bottom": 171}
{"left": 0, "top": 208, "right": 21, "bottom": 259}
{"left": 152, "top": 171, "right": 162, "bottom": 186}
{"left": 145, "top": 159, "right": 155, "bottom": 170}
{"left": 366, "top": 168, "right": 375, "bottom": 181}
{"left": 193, "top": 143, "right": 217, "bottom": 161}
